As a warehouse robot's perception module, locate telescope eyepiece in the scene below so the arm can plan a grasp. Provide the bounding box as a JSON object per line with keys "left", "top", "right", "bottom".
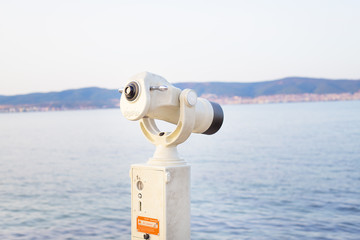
{"left": 124, "top": 82, "right": 139, "bottom": 101}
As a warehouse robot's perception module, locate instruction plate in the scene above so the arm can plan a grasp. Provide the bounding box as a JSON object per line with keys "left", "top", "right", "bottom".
{"left": 137, "top": 216, "right": 159, "bottom": 235}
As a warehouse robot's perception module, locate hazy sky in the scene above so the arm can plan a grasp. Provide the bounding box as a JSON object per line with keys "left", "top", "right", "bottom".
{"left": 1, "top": 0, "right": 359, "bottom": 95}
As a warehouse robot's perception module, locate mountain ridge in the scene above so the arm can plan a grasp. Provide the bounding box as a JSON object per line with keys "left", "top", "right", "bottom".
{"left": 1, "top": 77, "right": 359, "bottom": 112}
{"left": 174, "top": 77, "right": 360, "bottom": 98}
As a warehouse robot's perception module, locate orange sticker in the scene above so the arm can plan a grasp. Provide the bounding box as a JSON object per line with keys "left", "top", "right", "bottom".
{"left": 137, "top": 216, "right": 159, "bottom": 235}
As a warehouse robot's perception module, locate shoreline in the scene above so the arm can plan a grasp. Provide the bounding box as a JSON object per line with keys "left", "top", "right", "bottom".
{"left": 1, "top": 92, "right": 360, "bottom": 113}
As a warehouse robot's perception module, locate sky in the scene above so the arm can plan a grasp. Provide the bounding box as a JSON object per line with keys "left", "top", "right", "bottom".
{"left": 0, "top": 0, "right": 359, "bottom": 95}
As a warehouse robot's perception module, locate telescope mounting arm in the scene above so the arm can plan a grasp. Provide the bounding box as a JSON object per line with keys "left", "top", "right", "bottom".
{"left": 139, "top": 89, "right": 197, "bottom": 166}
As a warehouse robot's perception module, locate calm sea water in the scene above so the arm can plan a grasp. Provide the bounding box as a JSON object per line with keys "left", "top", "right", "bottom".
{"left": 0, "top": 101, "right": 360, "bottom": 240}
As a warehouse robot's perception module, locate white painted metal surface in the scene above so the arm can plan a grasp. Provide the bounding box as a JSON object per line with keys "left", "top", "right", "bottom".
{"left": 130, "top": 164, "right": 190, "bottom": 240}
{"left": 120, "top": 72, "right": 215, "bottom": 134}
{"left": 120, "top": 72, "right": 223, "bottom": 240}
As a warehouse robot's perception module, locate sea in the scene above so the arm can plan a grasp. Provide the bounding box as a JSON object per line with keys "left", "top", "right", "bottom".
{"left": 0, "top": 101, "right": 359, "bottom": 240}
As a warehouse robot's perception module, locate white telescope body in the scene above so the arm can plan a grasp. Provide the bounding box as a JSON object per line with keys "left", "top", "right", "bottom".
{"left": 120, "top": 72, "right": 223, "bottom": 135}
{"left": 120, "top": 72, "right": 223, "bottom": 240}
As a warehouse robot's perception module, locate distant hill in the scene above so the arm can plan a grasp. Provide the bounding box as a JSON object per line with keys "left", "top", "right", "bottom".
{"left": 174, "top": 77, "right": 360, "bottom": 98}
{"left": 0, "top": 87, "right": 119, "bottom": 108}
{"left": 0, "top": 77, "right": 359, "bottom": 111}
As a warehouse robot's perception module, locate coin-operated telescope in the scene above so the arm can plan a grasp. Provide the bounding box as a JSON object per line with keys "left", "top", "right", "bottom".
{"left": 119, "top": 72, "right": 223, "bottom": 240}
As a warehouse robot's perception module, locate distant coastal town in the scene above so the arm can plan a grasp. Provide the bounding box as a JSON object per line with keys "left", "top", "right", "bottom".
{"left": 0, "top": 105, "right": 104, "bottom": 113}
{"left": 1, "top": 91, "right": 359, "bottom": 113}
{"left": 203, "top": 91, "right": 360, "bottom": 105}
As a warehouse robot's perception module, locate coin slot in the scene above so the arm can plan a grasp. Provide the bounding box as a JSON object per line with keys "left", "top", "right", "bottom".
{"left": 137, "top": 180, "right": 144, "bottom": 191}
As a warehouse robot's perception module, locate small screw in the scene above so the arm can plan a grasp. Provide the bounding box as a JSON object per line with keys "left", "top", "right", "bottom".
{"left": 138, "top": 193, "right": 142, "bottom": 199}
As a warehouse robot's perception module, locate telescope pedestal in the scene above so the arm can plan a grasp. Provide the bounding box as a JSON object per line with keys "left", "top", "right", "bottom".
{"left": 130, "top": 89, "right": 197, "bottom": 239}
{"left": 130, "top": 164, "right": 190, "bottom": 240}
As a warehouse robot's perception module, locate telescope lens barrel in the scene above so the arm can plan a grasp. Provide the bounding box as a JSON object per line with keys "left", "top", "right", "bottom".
{"left": 120, "top": 73, "right": 224, "bottom": 135}
{"left": 203, "top": 101, "right": 224, "bottom": 135}
{"left": 124, "top": 82, "right": 140, "bottom": 101}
